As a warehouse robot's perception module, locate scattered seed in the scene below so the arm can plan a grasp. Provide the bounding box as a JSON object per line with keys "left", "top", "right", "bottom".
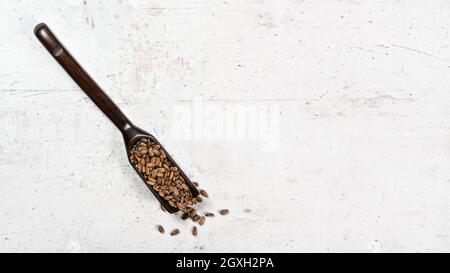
{"left": 219, "top": 209, "right": 229, "bottom": 215}
{"left": 193, "top": 182, "right": 199, "bottom": 187}
{"left": 156, "top": 225, "right": 164, "bottom": 234}
{"left": 199, "top": 216, "right": 205, "bottom": 226}
{"left": 200, "top": 189, "right": 209, "bottom": 198}
{"left": 205, "top": 212, "right": 215, "bottom": 217}
{"left": 192, "top": 226, "right": 198, "bottom": 237}
{"left": 181, "top": 212, "right": 189, "bottom": 220}
{"left": 189, "top": 209, "right": 197, "bottom": 219}
{"left": 193, "top": 215, "right": 201, "bottom": 222}
{"left": 170, "top": 229, "right": 180, "bottom": 236}
{"left": 196, "top": 196, "right": 203, "bottom": 203}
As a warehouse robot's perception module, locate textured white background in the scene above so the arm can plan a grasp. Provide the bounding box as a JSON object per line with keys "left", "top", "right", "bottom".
{"left": 1, "top": 0, "right": 450, "bottom": 252}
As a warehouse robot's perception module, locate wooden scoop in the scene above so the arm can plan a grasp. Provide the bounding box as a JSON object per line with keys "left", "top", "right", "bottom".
{"left": 34, "top": 23, "right": 199, "bottom": 213}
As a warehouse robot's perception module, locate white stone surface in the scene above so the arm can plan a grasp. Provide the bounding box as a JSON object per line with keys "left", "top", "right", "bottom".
{"left": 1, "top": 0, "right": 450, "bottom": 252}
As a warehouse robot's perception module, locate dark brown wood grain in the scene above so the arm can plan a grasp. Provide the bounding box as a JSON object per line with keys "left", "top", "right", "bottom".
{"left": 34, "top": 23, "right": 199, "bottom": 213}
{"left": 34, "top": 23, "right": 131, "bottom": 133}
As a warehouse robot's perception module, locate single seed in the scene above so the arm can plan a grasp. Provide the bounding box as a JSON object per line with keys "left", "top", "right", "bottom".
{"left": 219, "top": 209, "right": 229, "bottom": 215}
{"left": 156, "top": 225, "right": 164, "bottom": 234}
{"left": 205, "top": 212, "right": 215, "bottom": 217}
{"left": 181, "top": 212, "right": 189, "bottom": 220}
{"left": 160, "top": 204, "right": 166, "bottom": 212}
{"left": 189, "top": 209, "right": 197, "bottom": 219}
{"left": 196, "top": 196, "right": 203, "bottom": 203}
{"left": 192, "top": 226, "right": 198, "bottom": 237}
{"left": 193, "top": 215, "right": 201, "bottom": 222}
{"left": 199, "top": 216, "right": 205, "bottom": 226}
{"left": 200, "top": 189, "right": 209, "bottom": 198}
{"left": 193, "top": 182, "right": 199, "bottom": 187}
{"left": 170, "top": 229, "right": 180, "bottom": 236}
{"left": 173, "top": 188, "right": 179, "bottom": 196}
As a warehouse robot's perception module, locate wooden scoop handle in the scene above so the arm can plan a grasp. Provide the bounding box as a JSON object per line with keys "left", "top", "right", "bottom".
{"left": 34, "top": 23, "right": 132, "bottom": 133}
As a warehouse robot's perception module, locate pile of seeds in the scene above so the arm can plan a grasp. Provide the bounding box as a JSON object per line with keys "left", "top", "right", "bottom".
{"left": 130, "top": 138, "right": 201, "bottom": 212}
{"left": 130, "top": 138, "right": 229, "bottom": 237}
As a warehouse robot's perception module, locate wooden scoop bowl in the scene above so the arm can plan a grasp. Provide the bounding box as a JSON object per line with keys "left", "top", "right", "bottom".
{"left": 34, "top": 23, "right": 199, "bottom": 213}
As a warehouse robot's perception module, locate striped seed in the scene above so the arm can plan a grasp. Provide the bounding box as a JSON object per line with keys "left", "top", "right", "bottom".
{"left": 170, "top": 229, "right": 180, "bottom": 236}
{"left": 181, "top": 212, "right": 189, "bottom": 220}
{"left": 219, "top": 209, "right": 229, "bottom": 215}
{"left": 189, "top": 209, "right": 197, "bottom": 219}
{"left": 156, "top": 225, "right": 164, "bottom": 234}
{"left": 200, "top": 189, "right": 209, "bottom": 198}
